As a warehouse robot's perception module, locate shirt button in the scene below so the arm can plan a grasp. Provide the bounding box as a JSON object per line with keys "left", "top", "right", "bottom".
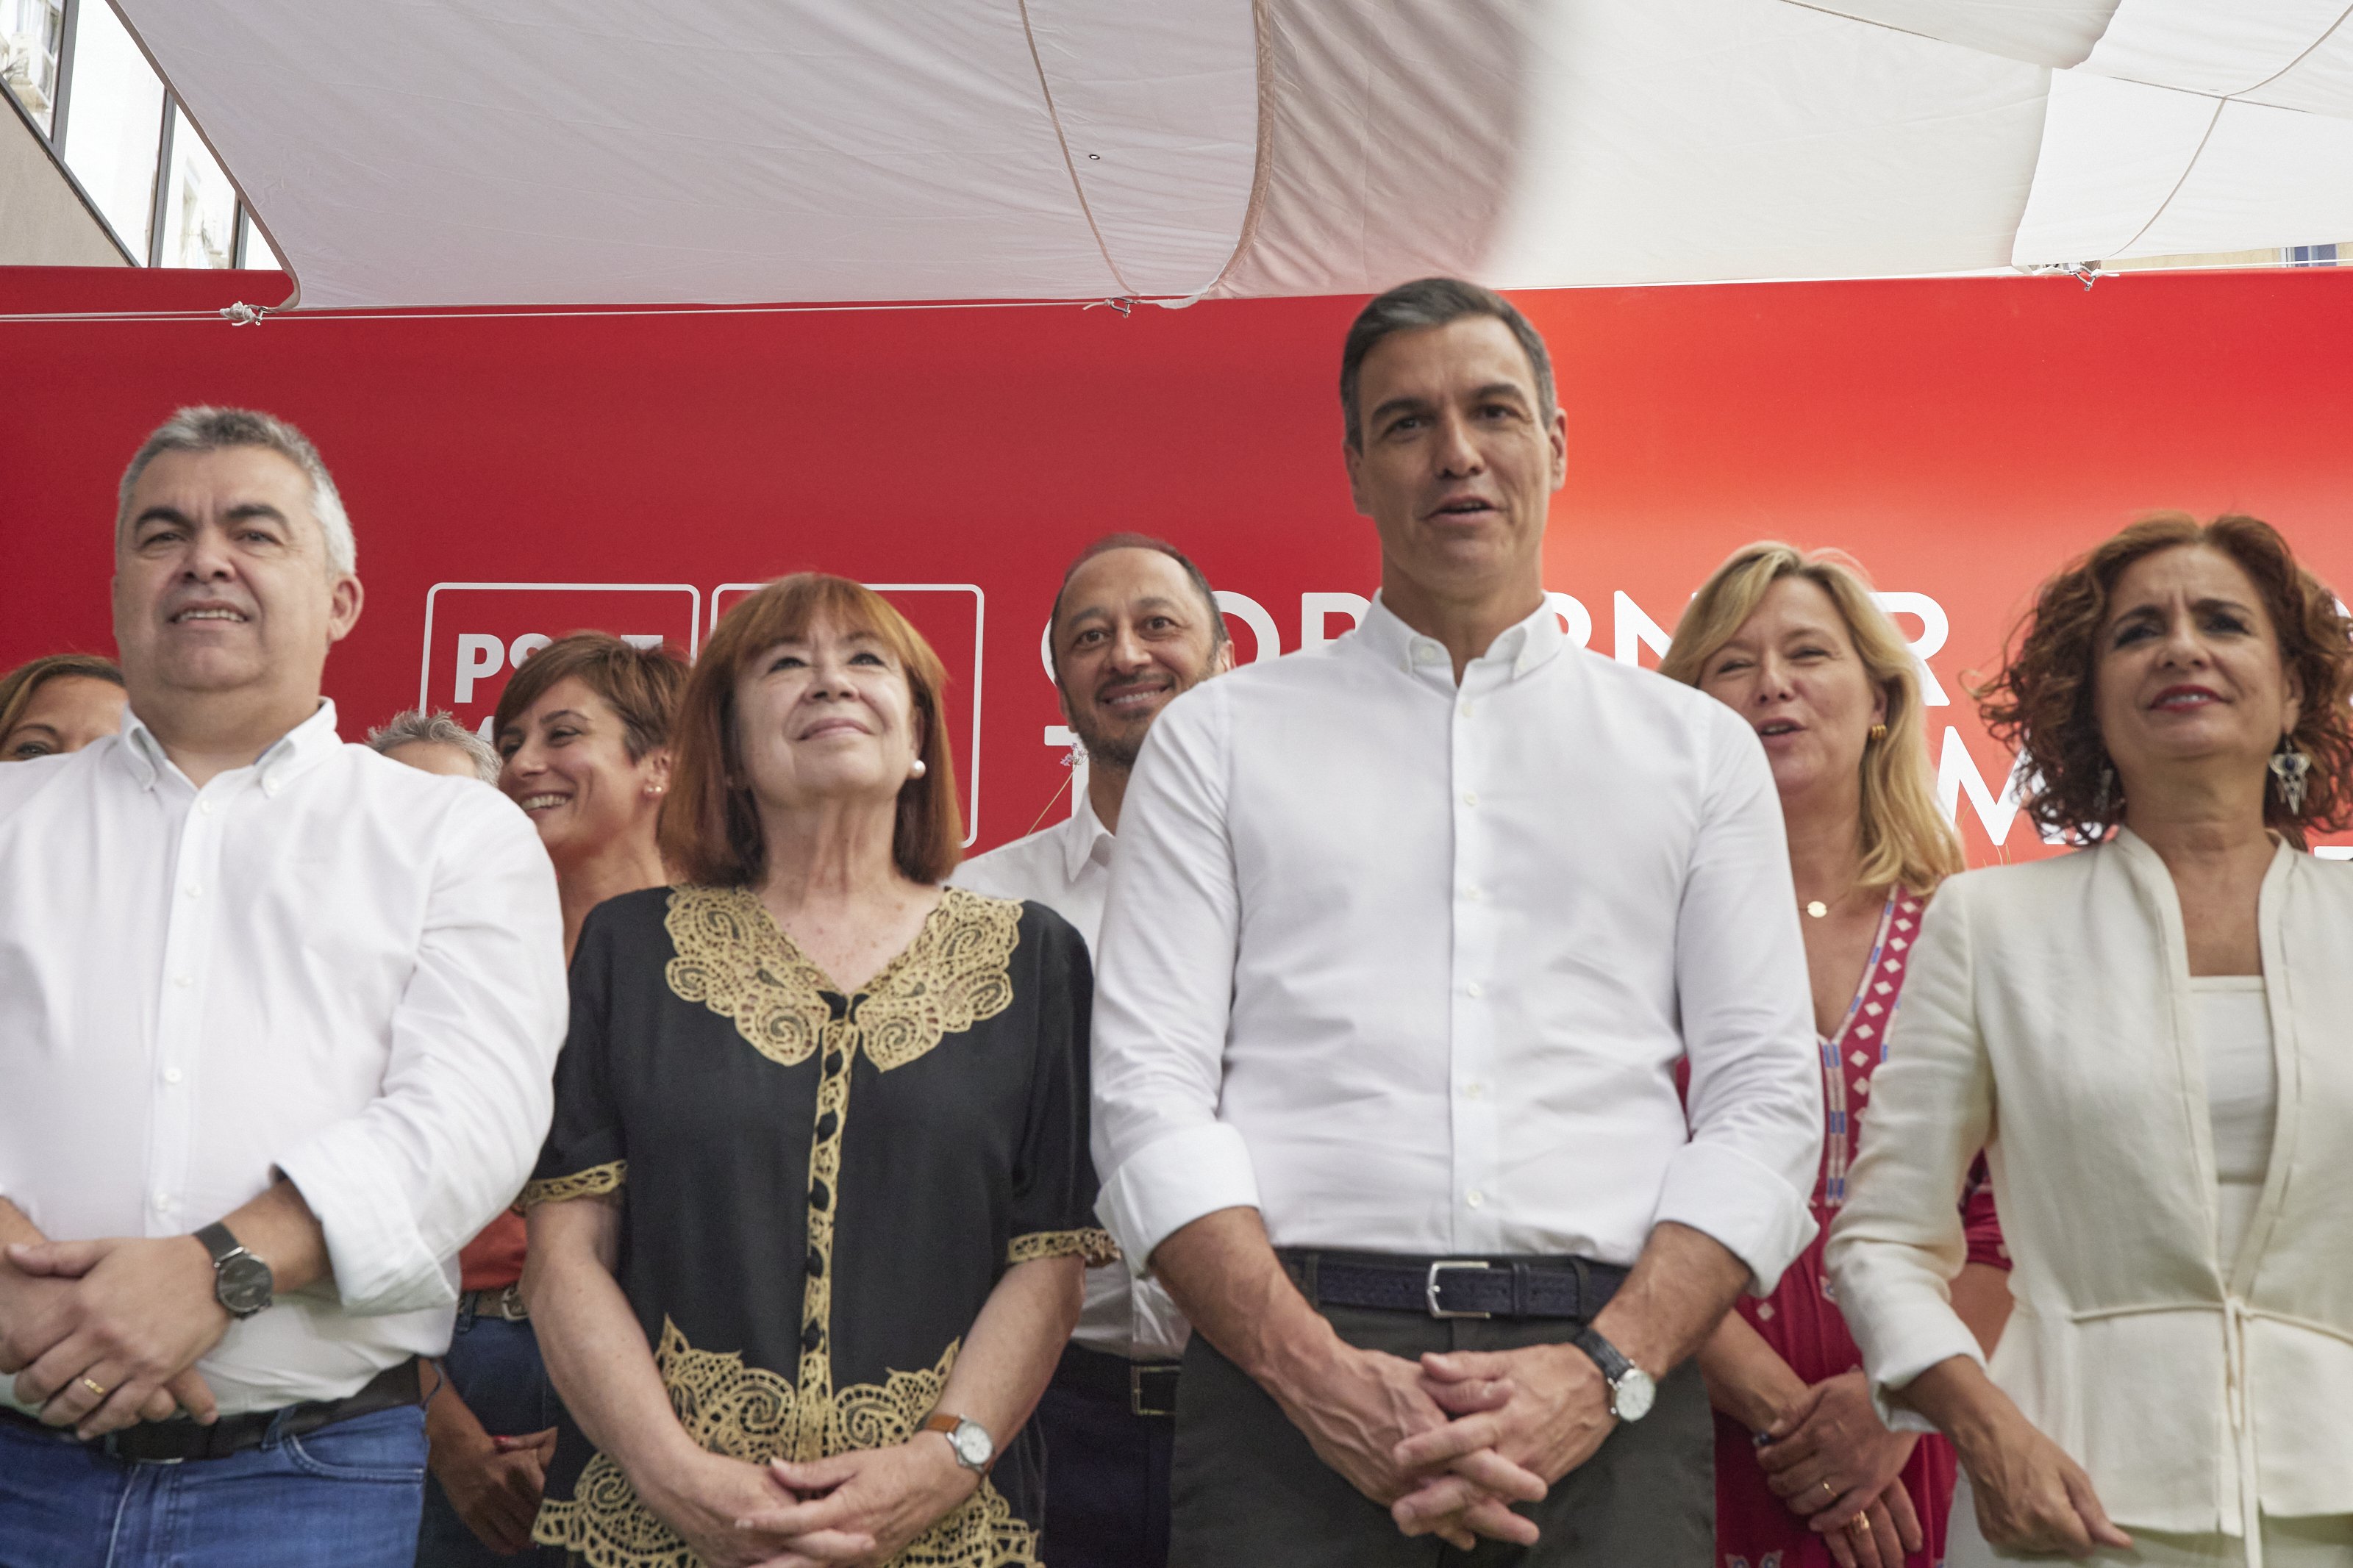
{"left": 1466, "top": 981, "right": 1484, "bottom": 999}
{"left": 1460, "top": 700, "right": 1476, "bottom": 717}
{"left": 183, "top": 884, "right": 202, "bottom": 898}
{"left": 1463, "top": 1081, "right": 1485, "bottom": 1100}
{"left": 1465, "top": 1189, "right": 1486, "bottom": 1209}
{"left": 174, "top": 973, "right": 193, "bottom": 988}
{"left": 197, "top": 799, "right": 213, "bottom": 815}
{"left": 163, "top": 1067, "right": 184, "bottom": 1085}
{"left": 151, "top": 1191, "right": 174, "bottom": 1211}
{"left": 1462, "top": 791, "right": 1478, "bottom": 807}
{"left": 1463, "top": 885, "right": 1482, "bottom": 902}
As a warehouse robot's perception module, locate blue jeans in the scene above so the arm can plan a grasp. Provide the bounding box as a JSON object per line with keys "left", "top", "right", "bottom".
{"left": 0, "top": 1404, "right": 426, "bottom": 1568}
{"left": 415, "top": 1309, "right": 565, "bottom": 1568}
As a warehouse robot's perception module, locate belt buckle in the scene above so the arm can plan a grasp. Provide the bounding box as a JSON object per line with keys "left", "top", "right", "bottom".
{"left": 494, "top": 1284, "right": 528, "bottom": 1322}
{"left": 1424, "top": 1259, "right": 1494, "bottom": 1320}
{"left": 1128, "top": 1363, "right": 1180, "bottom": 1418}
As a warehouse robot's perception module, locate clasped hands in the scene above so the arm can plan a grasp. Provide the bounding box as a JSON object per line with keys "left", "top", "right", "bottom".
{"left": 1755, "top": 1372, "right": 1924, "bottom": 1568}
{"left": 1288, "top": 1338, "right": 1618, "bottom": 1552}
{"left": 643, "top": 1431, "right": 982, "bottom": 1568}
{"left": 0, "top": 1235, "right": 228, "bottom": 1439}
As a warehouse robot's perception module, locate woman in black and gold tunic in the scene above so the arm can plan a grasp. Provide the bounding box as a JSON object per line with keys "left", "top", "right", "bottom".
{"left": 521, "top": 574, "right": 1104, "bottom": 1568}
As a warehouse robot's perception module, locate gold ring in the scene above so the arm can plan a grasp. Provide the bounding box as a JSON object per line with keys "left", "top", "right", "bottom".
{"left": 1852, "top": 1515, "right": 1874, "bottom": 1534}
{"left": 79, "top": 1376, "right": 107, "bottom": 1398}
{"left": 1819, "top": 1481, "right": 1838, "bottom": 1500}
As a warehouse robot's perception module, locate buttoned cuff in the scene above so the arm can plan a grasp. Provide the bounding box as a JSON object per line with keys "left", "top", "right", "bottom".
{"left": 1096, "top": 1123, "right": 1260, "bottom": 1278}
{"left": 275, "top": 1134, "right": 460, "bottom": 1317}
{"left": 1652, "top": 1140, "right": 1817, "bottom": 1297}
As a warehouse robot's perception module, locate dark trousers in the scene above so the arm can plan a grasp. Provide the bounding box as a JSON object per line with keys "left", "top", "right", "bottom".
{"left": 1169, "top": 1302, "right": 1712, "bottom": 1567}
{"left": 415, "top": 1309, "right": 565, "bottom": 1568}
{"left": 1035, "top": 1342, "right": 1176, "bottom": 1568}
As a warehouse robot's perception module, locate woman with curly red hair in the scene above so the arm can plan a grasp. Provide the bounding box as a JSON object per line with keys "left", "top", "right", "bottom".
{"left": 1829, "top": 515, "right": 2353, "bottom": 1567}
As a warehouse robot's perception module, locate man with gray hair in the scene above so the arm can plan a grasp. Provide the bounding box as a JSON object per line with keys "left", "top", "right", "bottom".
{"left": 368, "top": 709, "right": 501, "bottom": 784}
{"left": 0, "top": 407, "right": 566, "bottom": 1567}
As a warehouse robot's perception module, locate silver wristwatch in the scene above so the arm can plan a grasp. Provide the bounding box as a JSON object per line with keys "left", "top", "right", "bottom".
{"left": 924, "top": 1411, "right": 995, "bottom": 1473}
{"left": 1571, "top": 1325, "right": 1657, "bottom": 1422}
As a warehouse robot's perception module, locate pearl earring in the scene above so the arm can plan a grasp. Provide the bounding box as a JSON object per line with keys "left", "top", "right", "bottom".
{"left": 910, "top": 759, "right": 927, "bottom": 779}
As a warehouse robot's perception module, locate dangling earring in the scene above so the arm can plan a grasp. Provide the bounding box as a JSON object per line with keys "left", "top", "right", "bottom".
{"left": 1868, "top": 723, "right": 1888, "bottom": 743}
{"left": 2093, "top": 762, "right": 2117, "bottom": 821}
{"left": 910, "top": 758, "right": 928, "bottom": 779}
{"left": 2269, "top": 735, "right": 2311, "bottom": 815}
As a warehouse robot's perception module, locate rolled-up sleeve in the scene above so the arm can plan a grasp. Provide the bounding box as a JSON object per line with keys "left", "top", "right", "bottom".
{"left": 276, "top": 794, "right": 565, "bottom": 1314}
{"left": 1826, "top": 881, "right": 1993, "bottom": 1429}
{"left": 1090, "top": 685, "right": 1260, "bottom": 1275}
{"left": 1664, "top": 709, "right": 1824, "bottom": 1295}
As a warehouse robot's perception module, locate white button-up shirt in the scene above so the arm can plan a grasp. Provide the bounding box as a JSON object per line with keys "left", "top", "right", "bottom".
{"left": 1092, "top": 595, "right": 1822, "bottom": 1290}
{"left": 954, "top": 787, "right": 1190, "bottom": 1360}
{"left": 0, "top": 701, "right": 566, "bottom": 1414}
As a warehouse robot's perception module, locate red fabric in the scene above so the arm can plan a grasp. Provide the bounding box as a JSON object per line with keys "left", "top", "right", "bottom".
{"left": 457, "top": 1209, "right": 528, "bottom": 1293}
{"left": 1710, "top": 892, "right": 2009, "bottom": 1568}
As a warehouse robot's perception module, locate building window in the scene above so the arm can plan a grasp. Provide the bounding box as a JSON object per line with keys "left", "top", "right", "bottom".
{"left": 0, "top": 0, "right": 64, "bottom": 135}
{"left": 157, "top": 102, "right": 236, "bottom": 268}
{"left": 57, "top": 0, "right": 164, "bottom": 257}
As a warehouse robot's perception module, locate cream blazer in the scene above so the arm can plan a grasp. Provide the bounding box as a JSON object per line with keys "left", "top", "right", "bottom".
{"left": 1826, "top": 831, "right": 2353, "bottom": 1541}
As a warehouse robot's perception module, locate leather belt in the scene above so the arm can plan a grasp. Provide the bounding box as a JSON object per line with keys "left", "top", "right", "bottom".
{"left": 1050, "top": 1341, "right": 1183, "bottom": 1418}
{"left": 1280, "top": 1249, "right": 1628, "bottom": 1321}
{"left": 0, "top": 1357, "right": 421, "bottom": 1464}
{"left": 461, "top": 1284, "right": 529, "bottom": 1322}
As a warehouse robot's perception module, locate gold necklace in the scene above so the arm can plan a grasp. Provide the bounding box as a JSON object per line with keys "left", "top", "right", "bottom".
{"left": 1802, "top": 884, "right": 1859, "bottom": 920}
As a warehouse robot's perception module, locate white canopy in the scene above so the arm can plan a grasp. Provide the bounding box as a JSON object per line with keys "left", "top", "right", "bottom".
{"left": 119, "top": 0, "right": 2353, "bottom": 309}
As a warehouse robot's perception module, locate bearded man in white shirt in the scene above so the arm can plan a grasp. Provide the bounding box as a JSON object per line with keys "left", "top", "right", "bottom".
{"left": 952, "top": 534, "right": 1232, "bottom": 1568}
{"left": 1090, "top": 279, "right": 1824, "bottom": 1565}
{"left": 0, "top": 408, "right": 567, "bottom": 1568}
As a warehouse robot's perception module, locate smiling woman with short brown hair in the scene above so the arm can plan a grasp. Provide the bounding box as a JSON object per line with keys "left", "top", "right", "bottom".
{"left": 523, "top": 573, "right": 1101, "bottom": 1568}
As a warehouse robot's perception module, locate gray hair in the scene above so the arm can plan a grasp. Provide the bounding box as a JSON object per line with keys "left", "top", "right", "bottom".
{"left": 117, "top": 407, "right": 357, "bottom": 573}
{"left": 1340, "top": 277, "right": 1556, "bottom": 448}
{"left": 365, "top": 709, "right": 499, "bottom": 784}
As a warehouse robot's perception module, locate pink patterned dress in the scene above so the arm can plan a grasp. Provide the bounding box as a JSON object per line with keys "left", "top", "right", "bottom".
{"left": 1713, "top": 890, "right": 2009, "bottom": 1568}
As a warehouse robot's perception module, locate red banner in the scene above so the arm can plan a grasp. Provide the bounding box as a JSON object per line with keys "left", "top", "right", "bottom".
{"left": 4, "top": 267, "right": 2349, "bottom": 860}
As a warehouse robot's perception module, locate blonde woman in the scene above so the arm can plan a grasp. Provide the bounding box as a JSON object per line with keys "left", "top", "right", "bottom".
{"left": 1663, "top": 544, "right": 2010, "bottom": 1568}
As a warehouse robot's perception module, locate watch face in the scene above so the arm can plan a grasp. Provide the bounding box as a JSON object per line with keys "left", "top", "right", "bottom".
{"left": 1613, "top": 1367, "right": 1657, "bottom": 1422}
{"left": 951, "top": 1420, "right": 993, "bottom": 1469}
{"left": 217, "top": 1253, "right": 274, "bottom": 1317}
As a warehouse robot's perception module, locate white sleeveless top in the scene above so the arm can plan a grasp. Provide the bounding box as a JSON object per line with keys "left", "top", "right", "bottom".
{"left": 2193, "top": 975, "right": 2277, "bottom": 1266}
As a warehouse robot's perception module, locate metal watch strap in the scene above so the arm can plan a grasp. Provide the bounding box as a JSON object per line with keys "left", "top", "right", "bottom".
{"left": 194, "top": 1221, "right": 242, "bottom": 1268}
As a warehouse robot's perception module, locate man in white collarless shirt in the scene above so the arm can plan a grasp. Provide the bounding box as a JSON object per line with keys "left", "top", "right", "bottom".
{"left": 0, "top": 408, "right": 566, "bottom": 1568}
{"left": 1090, "top": 281, "right": 1823, "bottom": 1565}
{"left": 954, "top": 534, "right": 1232, "bottom": 1568}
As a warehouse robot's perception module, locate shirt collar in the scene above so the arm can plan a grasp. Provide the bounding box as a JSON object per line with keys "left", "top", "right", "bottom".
{"left": 117, "top": 699, "right": 343, "bottom": 795}
{"left": 1060, "top": 779, "right": 1115, "bottom": 882}
{"left": 1354, "top": 591, "right": 1568, "bottom": 687}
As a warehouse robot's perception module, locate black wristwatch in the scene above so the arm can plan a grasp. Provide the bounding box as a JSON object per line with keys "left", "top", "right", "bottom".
{"left": 196, "top": 1221, "right": 275, "bottom": 1320}
{"left": 1571, "top": 1325, "right": 1657, "bottom": 1422}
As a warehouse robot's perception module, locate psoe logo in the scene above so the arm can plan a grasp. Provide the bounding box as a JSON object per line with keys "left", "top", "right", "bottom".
{"left": 418, "top": 582, "right": 702, "bottom": 740}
